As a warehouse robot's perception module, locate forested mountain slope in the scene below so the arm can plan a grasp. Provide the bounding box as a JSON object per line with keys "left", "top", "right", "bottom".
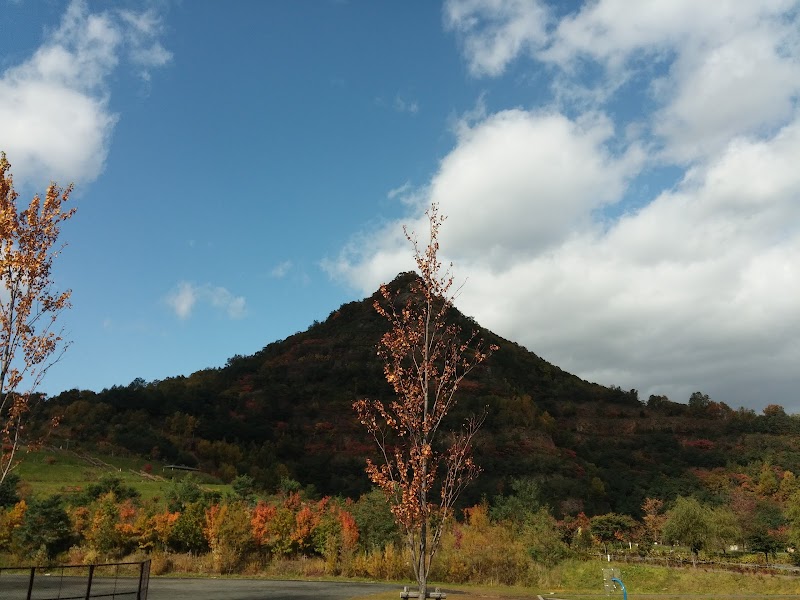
{"left": 32, "top": 273, "right": 800, "bottom": 517}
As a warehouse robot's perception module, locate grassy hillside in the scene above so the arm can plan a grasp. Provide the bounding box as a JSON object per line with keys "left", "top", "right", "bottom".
{"left": 13, "top": 448, "right": 230, "bottom": 501}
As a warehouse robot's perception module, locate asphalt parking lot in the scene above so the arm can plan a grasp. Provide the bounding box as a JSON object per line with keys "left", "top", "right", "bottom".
{"left": 147, "top": 577, "right": 400, "bottom": 600}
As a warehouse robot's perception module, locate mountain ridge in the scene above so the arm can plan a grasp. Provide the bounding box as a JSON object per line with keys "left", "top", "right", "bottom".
{"left": 31, "top": 272, "right": 800, "bottom": 517}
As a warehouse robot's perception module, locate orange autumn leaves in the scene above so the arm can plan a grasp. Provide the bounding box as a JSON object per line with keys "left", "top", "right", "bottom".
{"left": 0, "top": 490, "right": 360, "bottom": 573}
{"left": 0, "top": 153, "right": 75, "bottom": 483}
{"left": 353, "top": 203, "right": 497, "bottom": 593}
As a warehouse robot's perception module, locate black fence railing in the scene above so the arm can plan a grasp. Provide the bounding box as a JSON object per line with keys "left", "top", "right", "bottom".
{"left": 0, "top": 559, "right": 150, "bottom": 600}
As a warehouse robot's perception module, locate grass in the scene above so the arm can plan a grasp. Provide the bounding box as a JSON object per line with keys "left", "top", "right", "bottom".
{"left": 13, "top": 447, "right": 230, "bottom": 501}
{"left": 351, "top": 560, "right": 800, "bottom": 600}
{"left": 548, "top": 559, "right": 800, "bottom": 598}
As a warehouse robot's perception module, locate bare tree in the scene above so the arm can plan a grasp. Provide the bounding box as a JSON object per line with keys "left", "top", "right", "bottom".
{"left": 354, "top": 203, "right": 496, "bottom": 598}
{"left": 0, "top": 152, "right": 75, "bottom": 484}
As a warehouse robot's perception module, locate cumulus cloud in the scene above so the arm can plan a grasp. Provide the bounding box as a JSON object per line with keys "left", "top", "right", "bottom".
{"left": 328, "top": 0, "right": 800, "bottom": 412}
{"left": 0, "top": 0, "right": 171, "bottom": 187}
{"left": 166, "top": 282, "right": 247, "bottom": 320}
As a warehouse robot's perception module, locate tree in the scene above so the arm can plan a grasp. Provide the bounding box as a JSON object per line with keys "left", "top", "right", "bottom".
{"left": 490, "top": 477, "right": 542, "bottom": 524}
{"left": 590, "top": 512, "right": 637, "bottom": 553}
{"left": 707, "top": 506, "right": 741, "bottom": 553}
{"left": 662, "top": 496, "right": 712, "bottom": 565}
{"left": 354, "top": 203, "right": 497, "bottom": 598}
{"left": 0, "top": 153, "right": 75, "bottom": 484}
{"left": 641, "top": 497, "right": 667, "bottom": 545}
{"left": 688, "top": 391, "right": 711, "bottom": 414}
{"left": 0, "top": 472, "right": 20, "bottom": 508}
{"left": 787, "top": 490, "right": 800, "bottom": 564}
{"left": 747, "top": 530, "right": 783, "bottom": 563}
{"left": 352, "top": 488, "right": 399, "bottom": 551}
{"left": 13, "top": 494, "right": 72, "bottom": 559}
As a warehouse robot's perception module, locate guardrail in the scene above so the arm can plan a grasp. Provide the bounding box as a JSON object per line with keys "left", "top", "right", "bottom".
{"left": 0, "top": 559, "right": 150, "bottom": 600}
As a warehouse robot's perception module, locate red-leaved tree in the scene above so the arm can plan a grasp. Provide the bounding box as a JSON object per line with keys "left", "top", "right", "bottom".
{"left": 354, "top": 203, "right": 497, "bottom": 598}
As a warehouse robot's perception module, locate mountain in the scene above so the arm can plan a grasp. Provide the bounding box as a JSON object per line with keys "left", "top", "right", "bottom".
{"left": 34, "top": 272, "right": 800, "bottom": 517}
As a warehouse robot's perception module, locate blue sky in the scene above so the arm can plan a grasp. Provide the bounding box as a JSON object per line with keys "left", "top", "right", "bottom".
{"left": 2, "top": 0, "right": 800, "bottom": 413}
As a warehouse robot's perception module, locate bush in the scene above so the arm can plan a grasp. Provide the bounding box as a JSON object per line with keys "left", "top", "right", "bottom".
{"left": 434, "top": 505, "right": 530, "bottom": 585}
{"left": 13, "top": 495, "right": 72, "bottom": 560}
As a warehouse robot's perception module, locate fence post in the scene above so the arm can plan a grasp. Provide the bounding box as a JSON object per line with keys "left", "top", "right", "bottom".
{"left": 85, "top": 564, "right": 95, "bottom": 600}
{"left": 138, "top": 560, "right": 150, "bottom": 600}
{"left": 26, "top": 567, "right": 35, "bottom": 600}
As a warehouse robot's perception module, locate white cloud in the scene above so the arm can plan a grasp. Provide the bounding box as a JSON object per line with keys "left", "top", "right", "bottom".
{"left": 328, "top": 97, "right": 800, "bottom": 411}
{"left": 0, "top": 0, "right": 170, "bottom": 187}
{"left": 393, "top": 96, "right": 419, "bottom": 115}
{"left": 271, "top": 260, "right": 293, "bottom": 278}
{"left": 166, "top": 282, "right": 247, "bottom": 320}
{"left": 118, "top": 8, "right": 173, "bottom": 82}
{"left": 444, "top": 0, "right": 550, "bottom": 77}
{"left": 326, "top": 107, "right": 643, "bottom": 288}
{"left": 447, "top": 1, "right": 800, "bottom": 164}
{"left": 207, "top": 286, "right": 247, "bottom": 319}
{"left": 429, "top": 109, "right": 644, "bottom": 265}
{"left": 387, "top": 181, "right": 412, "bottom": 200}
{"left": 543, "top": 0, "right": 800, "bottom": 162}
{"left": 166, "top": 282, "right": 197, "bottom": 320}
{"left": 653, "top": 23, "right": 800, "bottom": 162}
{"left": 412, "top": 1, "right": 800, "bottom": 411}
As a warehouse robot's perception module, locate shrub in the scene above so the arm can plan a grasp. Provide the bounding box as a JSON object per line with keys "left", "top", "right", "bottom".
{"left": 13, "top": 495, "right": 72, "bottom": 560}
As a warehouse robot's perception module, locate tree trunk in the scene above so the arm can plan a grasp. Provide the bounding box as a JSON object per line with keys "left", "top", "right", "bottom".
{"left": 418, "top": 452, "right": 428, "bottom": 598}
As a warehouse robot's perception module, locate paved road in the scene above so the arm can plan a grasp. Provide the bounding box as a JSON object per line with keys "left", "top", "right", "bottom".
{"left": 148, "top": 578, "right": 401, "bottom": 600}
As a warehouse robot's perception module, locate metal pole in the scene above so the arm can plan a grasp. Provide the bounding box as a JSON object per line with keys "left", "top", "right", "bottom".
{"left": 137, "top": 560, "right": 147, "bottom": 600}
{"left": 26, "top": 567, "right": 35, "bottom": 600}
{"left": 85, "top": 564, "right": 95, "bottom": 600}
{"left": 611, "top": 577, "right": 627, "bottom": 600}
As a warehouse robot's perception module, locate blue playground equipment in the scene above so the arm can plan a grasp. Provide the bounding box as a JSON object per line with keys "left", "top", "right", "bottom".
{"left": 603, "top": 567, "right": 627, "bottom": 600}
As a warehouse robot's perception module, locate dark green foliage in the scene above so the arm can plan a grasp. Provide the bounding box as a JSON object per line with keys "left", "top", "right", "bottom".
{"left": 663, "top": 496, "right": 712, "bottom": 560}
{"left": 490, "top": 477, "right": 542, "bottom": 524}
{"left": 590, "top": 512, "right": 637, "bottom": 551}
{"left": 168, "top": 501, "right": 208, "bottom": 553}
{"left": 13, "top": 495, "right": 72, "bottom": 559}
{"left": 230, "top": 474, "right": 256, "bottom": 502}
{"left": 165, "top": 475, "right": 203, "bottom": 512}
{"left": 351, "top": 488, "right": 400, "bottom": 550}
{"left": 0, "top": 472, "right": 20, "bottom": 507}
{"left": 80, "top": 474, "right": 140, "bottom": 504}
{"left": 521, "top": 508, "right": 573, "bottom": 566}
{"left": 746, "top": 530, "right": 783, "bottom": 562}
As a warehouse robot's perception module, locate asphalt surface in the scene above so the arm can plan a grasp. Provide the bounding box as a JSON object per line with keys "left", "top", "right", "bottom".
{"left": 0, "top": 575, "right": 401, "bottom": 600}
{"left": 148, "top": 578, "right": 401, "bottom": 600}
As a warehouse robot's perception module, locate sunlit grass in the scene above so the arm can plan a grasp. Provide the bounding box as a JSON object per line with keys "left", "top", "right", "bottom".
{"left": 351, "top": 560, "right": 800, "bottom": 600}
{"left": 13, "top": 447, "right": 230, "bottom": 501}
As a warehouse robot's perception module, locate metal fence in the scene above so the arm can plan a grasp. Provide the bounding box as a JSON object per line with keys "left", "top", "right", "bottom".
{"left": 0, "top": 559, "right": 150, "bottom": 600}
{"left": 593, "top": 552, "right": 800, "bottom": 575}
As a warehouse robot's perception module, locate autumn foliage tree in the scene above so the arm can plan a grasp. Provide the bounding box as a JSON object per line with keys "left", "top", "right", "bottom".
{"left": 354, "top": 203, "right": 496, "bottom": 598}
{"left": 0, "top": 153, "right": 74, "bottom": 484}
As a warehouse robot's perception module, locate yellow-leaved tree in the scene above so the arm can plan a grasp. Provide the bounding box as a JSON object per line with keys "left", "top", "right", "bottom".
{"left": 354, "top": 203, "right": 497, "bottom": 598}
{"left": 0, "top": 152, "right": 75, "bottom": 484}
